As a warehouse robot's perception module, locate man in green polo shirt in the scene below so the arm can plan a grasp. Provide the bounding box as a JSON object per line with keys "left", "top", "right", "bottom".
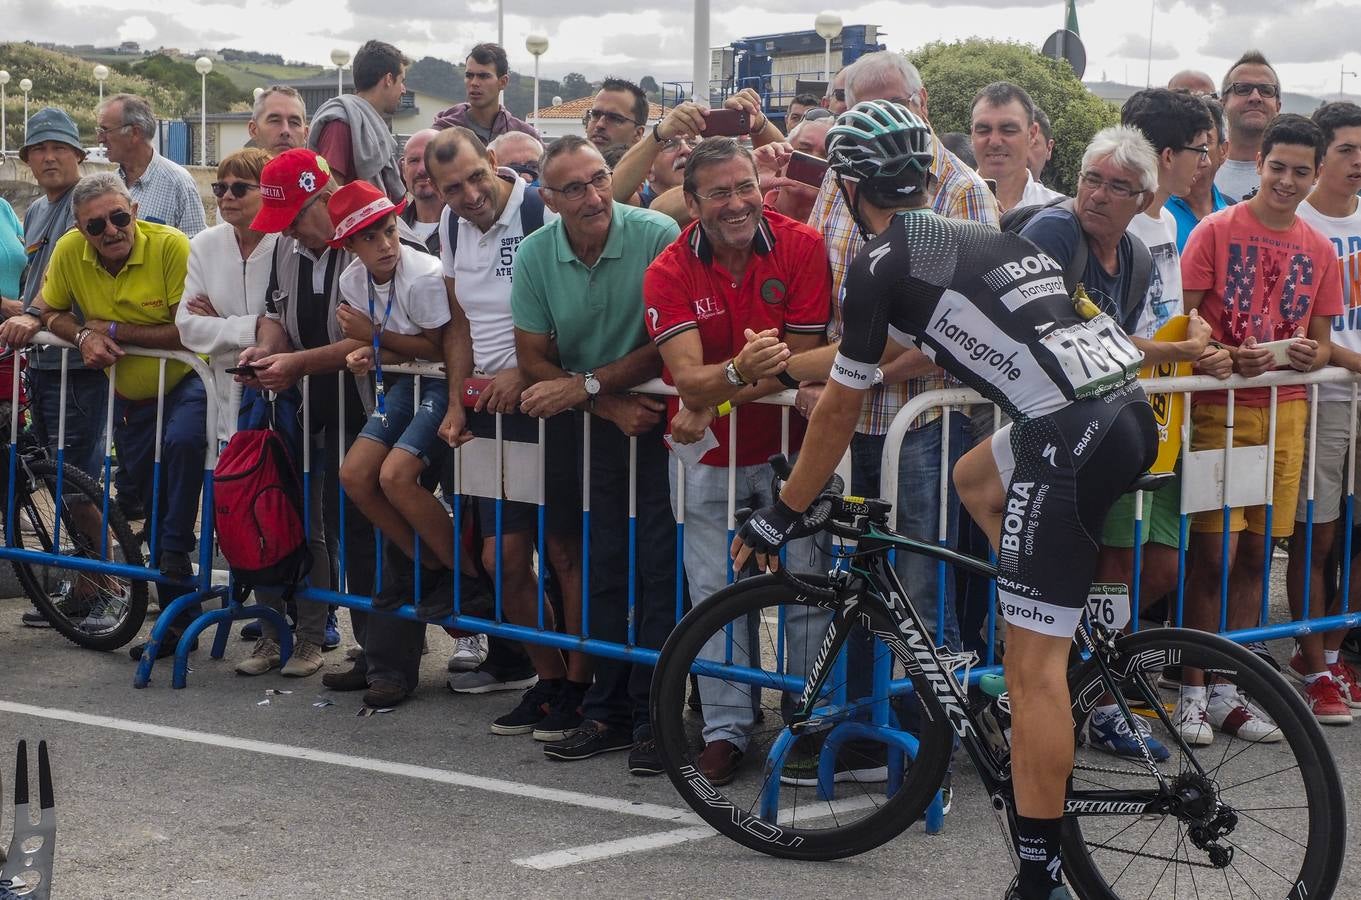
{"left": 510, "top": 134, "right": 681, "bottom": 774}
{"left": 39, "top": 172, "right": 208, "bottom": 660}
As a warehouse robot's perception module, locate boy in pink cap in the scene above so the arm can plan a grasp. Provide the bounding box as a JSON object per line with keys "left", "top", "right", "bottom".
{"left": 328, "top": 180, "right": 456, "bottom": 624}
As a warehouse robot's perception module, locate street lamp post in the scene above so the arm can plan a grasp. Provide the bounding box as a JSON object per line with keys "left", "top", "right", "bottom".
{"left": 0, "top": 71, "right": 8, "bottom": 156}
{"left": 526, "top": 34, "right": 548, "bottom": 133}
{"left": 331, "top": 48, "right": 351, "bottom": 98}
{"left": 94, "top": 64, "right": 109, "bottom": 104}
{"left": 19, "top": 79, "right": 32, "bottom": 137}
{"left": 195, "top": 57, "right": 212, "bottom": 166}
{"left": 815, "top": 11, "right": 843, "bottom": 83}
{"left": 1342, "top": 64, "right": 1358, "bottom": 98}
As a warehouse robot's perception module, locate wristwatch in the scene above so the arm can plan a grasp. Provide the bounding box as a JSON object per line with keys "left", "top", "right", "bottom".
{"left": 582, "top": 372, "right": 601, "bottom": 396}
{"left": 22, "top": 305, "right": 41, "bottom": 319}
{"left": 723, "top": 359, "right": 746, "bottom": 386}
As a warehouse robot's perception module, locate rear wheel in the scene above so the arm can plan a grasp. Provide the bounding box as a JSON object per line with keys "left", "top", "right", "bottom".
{"left": 1061, "top": 628, "right": 1344, "bottom": 900}
{"left": 11, "top": 459, "right": 149, "bottom": 651}
{"left": 650, "top": 574, "right": 954, "bottom": 860}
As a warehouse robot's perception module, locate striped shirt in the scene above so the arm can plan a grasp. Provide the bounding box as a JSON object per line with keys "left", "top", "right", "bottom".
{"left": 810, "top": 138, "right": 999, "bottom": 433}
{"left": 120, "top": 149, "right": 207, "bottom": 237}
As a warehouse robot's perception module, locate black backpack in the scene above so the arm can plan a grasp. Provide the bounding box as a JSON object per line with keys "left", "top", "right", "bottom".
{"left": 1002, "top": 197, "right": 1153, "bottom": 332}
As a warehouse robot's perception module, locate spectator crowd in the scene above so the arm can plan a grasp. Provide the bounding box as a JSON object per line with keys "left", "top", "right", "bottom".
{"left": 2, "top": 38, "right": 1361, "bottom": 781}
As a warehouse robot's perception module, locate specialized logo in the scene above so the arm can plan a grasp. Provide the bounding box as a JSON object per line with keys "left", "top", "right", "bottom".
{"left": 1042, "top": 443, "right": 1057, "bottom": 466}
{"left": 1072, "top": 420, "right": 1101, "bottom": 457}
{"left": 1063, "top": 799, "right": 1150, "bottom": 815}
{"left": 760, "top": 278, "right": 787, "bottom": 305}
{"left": 868, "top": 243, "right": 892, "bottom": 275}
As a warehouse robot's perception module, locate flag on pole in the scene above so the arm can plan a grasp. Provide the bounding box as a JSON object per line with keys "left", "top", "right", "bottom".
{"left": 1065, "top": 0, "right": 1080, "bottom": 34}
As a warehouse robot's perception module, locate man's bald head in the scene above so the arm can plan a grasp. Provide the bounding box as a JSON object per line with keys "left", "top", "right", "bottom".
{"left": 488, "top": 131, "right": 545, "bottom": 182}
{"left": 1169, "top": 70, "right": 1218, "bottom": 97}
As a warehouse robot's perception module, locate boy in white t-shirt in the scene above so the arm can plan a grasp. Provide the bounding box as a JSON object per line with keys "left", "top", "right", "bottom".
{"left": 327, "top": 180, "right": 456, "bottom": 615}
{"left": 1286, "top": 101, "right": 1361, "bottom": 721}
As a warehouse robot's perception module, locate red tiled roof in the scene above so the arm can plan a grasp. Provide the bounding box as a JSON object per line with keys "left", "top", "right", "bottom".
{"left": 534, "top": 95, "right": 665, "bottom": 120}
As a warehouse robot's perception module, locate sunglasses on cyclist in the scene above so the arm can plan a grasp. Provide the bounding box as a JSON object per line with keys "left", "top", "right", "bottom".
{"left": 84, "top": 210, "right": 133, "bottom": 235}
{"left": 1228, "top": 81, "right": 1279, "bottom": 99}
{"left": 211, "top": 181, "right": 260, "bottom": 199}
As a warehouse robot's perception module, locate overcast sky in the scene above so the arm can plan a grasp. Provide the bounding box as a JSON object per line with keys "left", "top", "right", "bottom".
{"left": 6, "top": 0, "right": 1360, "bottom": 99}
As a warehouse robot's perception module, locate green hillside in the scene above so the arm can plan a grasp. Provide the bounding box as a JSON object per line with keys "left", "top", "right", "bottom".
{"left": 0, "top": 42, "right": 183, "bottom": 148}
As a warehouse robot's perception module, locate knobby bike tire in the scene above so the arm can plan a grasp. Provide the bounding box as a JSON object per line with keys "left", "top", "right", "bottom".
{"left": 15, "top": 459, "right": 149, "bottom": 651}
{"left": 650, "top": 574, "right": 954, "bottom": 860}
{"left": 1061, "top": 627, "right": 1345, "bottom": 900}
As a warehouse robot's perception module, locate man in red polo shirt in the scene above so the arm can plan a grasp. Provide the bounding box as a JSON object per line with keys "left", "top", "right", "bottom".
{"left": 644, "top": 137, "right": 830, "bottom": 784}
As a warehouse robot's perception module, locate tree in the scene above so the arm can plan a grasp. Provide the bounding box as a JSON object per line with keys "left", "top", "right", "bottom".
{"left": 907, "top": 39, "right": 1118, "bottom": 196}
{"left": 640, "top": 76, "right": 660, "bottom": 95}
{"left": 561, "top": 72, "right": 591, "bottom": 100}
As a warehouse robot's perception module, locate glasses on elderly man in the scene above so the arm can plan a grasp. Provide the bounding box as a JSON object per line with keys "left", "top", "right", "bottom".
{"left": 84, "top": 210, "right": 133, "bottom": 235}
{"left": 211, "top": 181, "right": 260, "bottom": 199}
{"left": 1078, "top": 172, "right": 1144, "bottom": 200}
{"left": 542, "top": 170, "right": 612, "bottom": 201}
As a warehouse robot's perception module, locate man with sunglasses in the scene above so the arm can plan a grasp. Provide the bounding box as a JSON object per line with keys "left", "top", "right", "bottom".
{"left": 1216, "top": 50, "right": 1283, "bottom": 203}
{"left": 1168, "top": 70, "right": 1218, "bottom": 99}
{"left": 432, "top": 43, "right": 541, "bottom": 144}
{"left": 488, "top": 131, "right": 544, "bottom": 185}
{"left": 36, "top": 173, "right": 208, "bottom": 659}
{"left": 511, "top": 135, "right": 682, "bottom": 773}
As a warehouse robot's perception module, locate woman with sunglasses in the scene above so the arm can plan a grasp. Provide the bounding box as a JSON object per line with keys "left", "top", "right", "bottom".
{"left": 175, "top": 148, "right": 276, "bottom": 445}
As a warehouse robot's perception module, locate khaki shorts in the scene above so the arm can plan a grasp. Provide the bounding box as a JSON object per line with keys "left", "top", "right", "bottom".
{"left": 1296, "top": 400, "right": 1361, "bottom": 525}
{"left": 1190, "top": 400, "right": 1306, "bottom": 537}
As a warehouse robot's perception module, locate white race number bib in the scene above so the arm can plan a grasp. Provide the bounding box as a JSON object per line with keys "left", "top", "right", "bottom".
{"left": 1040, "top": 314, "right": 1142, "bottom": 399}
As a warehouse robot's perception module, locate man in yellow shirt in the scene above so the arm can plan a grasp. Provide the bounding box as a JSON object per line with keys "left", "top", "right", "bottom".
{"left": 38, "top": 172, "right": 208, "bottom": 661}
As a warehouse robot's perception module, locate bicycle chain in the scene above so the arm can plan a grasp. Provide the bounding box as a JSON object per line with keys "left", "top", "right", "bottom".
{"left": 1082, "top": 840, "right": 1218, "bottom": 869}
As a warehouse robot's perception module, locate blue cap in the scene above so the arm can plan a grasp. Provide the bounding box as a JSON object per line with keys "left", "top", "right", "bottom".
{"left": 21, "top": 107, "right": 85, "bottom": 161}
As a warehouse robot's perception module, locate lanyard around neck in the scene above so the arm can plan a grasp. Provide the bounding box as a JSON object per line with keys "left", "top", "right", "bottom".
{"left": 366, "top": 273, "right": 396, "bottom": 422}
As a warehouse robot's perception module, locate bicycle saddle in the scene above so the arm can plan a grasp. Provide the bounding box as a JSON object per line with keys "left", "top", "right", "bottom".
{"left": 1127, "top": 471, "right": 1175, "bottom": 494}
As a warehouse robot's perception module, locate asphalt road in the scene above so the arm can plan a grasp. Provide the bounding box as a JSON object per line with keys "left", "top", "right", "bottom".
{"left": 0, "top": 586, "right": 1357, "bottom": 900}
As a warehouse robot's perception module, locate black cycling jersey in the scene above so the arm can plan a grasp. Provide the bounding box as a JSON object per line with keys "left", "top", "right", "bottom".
{"left": 831, "top": 209, "right": 1142, "bottom": 422}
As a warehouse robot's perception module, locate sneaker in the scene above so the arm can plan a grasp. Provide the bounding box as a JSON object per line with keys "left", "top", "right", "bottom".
{"left": 1172, "top": 694, "right": 1214, "bottom": 746}
{"left": 1206, "top": 689, "right": 1284, "bottom": 742}
{"left": 447, "top": 667, "right": 537, "bottom": 695}
{"left": 129, "top": 633, "right": 198, "bottom": 661}
{"left": 533, "top": 680, "right": 588, "bottom": 741}
{"left": 280, "top": 639, "right": 325, "bottom": 678}
{"left": 779, "top": 737, "right": 888, "bottom": 786}
{"left": 938, "top": 770, "right": 953, "bottom": 815}
{"left": 1301, "top": 677, "right": 1353, "bottom": 725}
{"left": 447, "top": 634, "right": 489, "bottom": 673}
{"left": 1328, "top": 660, "right": 1361, "bottom": 709}
{"left": 323, "top": 609, "right": 342, "bottom": 651}
{"left": 77, "top": 598, "right": 122, "bottom": 633}
{"left": 628, "top": 732, "right": 665, "bottom": 777}
{"left": 1157, "top": 666, "right": 1182, "bottom": 691}
{"left": 1004, "top": 878, "right": 1075, "bottom": 900}
{"left": 1086, "top": 709, "right": 1171, "bottom": 761}
{"left": 543, "top": 721, "right": 633, "bottom": 761}
{"left": 345, "top": 645, "right": 362, "bottom": 661}
{"left": 20, "top": 605, "right": 51, "bottom": 628}
{"left": 236, "top": 638, "right": 282, "bottom": 676}
{"left": 697, "top": 738, "right": 744, "bottom": 785}
{"left": 491, "top": 680, "right": 560, "bottom": 735}
{"left": 321, "top": 663, "right": 369, "bottom": 692}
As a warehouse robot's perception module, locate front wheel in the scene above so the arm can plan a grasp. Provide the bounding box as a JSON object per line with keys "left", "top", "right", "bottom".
{"left": 649, "top": 574, "right": 954, "bottom": 861}
{"left": 12, "top": 459, "right": 149, "bottom": 651}
{"left": 1061, "top": 627, "right": 1345, "bottom": 900}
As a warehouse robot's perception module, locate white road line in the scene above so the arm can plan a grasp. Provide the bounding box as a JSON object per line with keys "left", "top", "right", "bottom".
{"left": 514, "top": 790, "right": 885, "bottom": 869}
{"left": 0, "top": 700, "right": 698, "bottom": 824}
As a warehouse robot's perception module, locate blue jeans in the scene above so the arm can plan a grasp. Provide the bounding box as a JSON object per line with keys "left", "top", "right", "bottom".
{"left": 113, "top": 375, "right": 207, "bottom": 560}
{"left": 30, "top": 367, "right": 108, "bottom": 480}
{"left": 669, "top": 459, "right": 827, "bottom": 751}
{"left": 850, "top": 410, "right": 968, "bottom": 652}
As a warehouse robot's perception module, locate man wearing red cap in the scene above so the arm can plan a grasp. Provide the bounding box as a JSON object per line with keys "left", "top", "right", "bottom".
{"left": 238, "top": 149, "right": 384, "bottom": 699}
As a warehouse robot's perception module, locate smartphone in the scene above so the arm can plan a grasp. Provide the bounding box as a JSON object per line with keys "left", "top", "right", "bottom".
{"left": 704, "top": 108, "right": 752, "bottom": 137}
{"left": 461, "top": 376, "right": 494, "bottom": 408}
{"left": 225, "top": 365, "right": 257, "bottom": 377}
{"left": 1255, "top": 339, "right": 1295, "bottom": 367}
{"left": 785, "top": 150, "right": 829, "bottom": 187}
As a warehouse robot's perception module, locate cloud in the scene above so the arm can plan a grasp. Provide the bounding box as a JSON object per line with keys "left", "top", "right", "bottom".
{"left": 1111, "top": 33, "right": 1178, "bottom": 61}
{"left": 1198, "top": 4, "right": 1361, "bottom": 64}
{"left": 3, "top": 0, "right": 234, "bottom": 49}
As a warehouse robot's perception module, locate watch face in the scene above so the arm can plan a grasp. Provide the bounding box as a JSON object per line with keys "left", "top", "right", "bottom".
{"left": 585, "top": 375, "right": 601, "bottom": 395}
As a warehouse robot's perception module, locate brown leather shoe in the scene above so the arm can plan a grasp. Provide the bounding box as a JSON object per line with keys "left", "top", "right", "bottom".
{"left": 363, "top": 680, "right": 407, "bottom": 708}
{"left": 698, "top": 739, "right": 744, "bottom": 785}
{"left": 321, "top": 664, "right": 368, "bottom": 692}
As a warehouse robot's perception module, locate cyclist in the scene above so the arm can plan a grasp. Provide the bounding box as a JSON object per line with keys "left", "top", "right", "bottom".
{"left": 731, "top": 100, "right": 1158, "bottom": 900}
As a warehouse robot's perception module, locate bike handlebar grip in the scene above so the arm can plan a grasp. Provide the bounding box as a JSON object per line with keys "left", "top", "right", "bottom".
{"left": 767, "top": 453, "right": 793, "bottom": 480}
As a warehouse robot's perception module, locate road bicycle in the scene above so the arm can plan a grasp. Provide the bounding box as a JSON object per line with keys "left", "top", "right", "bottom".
{"left": 1, "top": 396, "right": 147, "bottom": 652}
{"left": 650, "top": 456, "right": 1344, "bottom": 898}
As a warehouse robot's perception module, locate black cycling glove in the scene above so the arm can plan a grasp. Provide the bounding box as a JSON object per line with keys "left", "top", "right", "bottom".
{"left": 737, "top": 498, "right": 801, "bottom": 555}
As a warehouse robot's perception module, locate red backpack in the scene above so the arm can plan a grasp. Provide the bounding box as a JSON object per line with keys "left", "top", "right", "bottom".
{"left": 213, "top": 425, "right": 311, "bottom": 598}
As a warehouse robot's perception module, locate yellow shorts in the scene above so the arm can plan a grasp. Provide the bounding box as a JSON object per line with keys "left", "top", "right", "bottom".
{"left": 1189, "top": 400, "right": 1306, "bottom": 537}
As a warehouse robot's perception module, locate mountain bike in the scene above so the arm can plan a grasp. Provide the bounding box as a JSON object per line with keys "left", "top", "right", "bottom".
{"left": 650, "top": 457, "right": 1344, "bottom": 898}
{"left": 1, "top": 402, "right": 148, "bottom": 652}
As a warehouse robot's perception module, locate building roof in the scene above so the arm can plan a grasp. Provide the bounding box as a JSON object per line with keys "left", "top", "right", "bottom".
{"left": 534, "top": 95, "right": 665, "bottom": 121}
